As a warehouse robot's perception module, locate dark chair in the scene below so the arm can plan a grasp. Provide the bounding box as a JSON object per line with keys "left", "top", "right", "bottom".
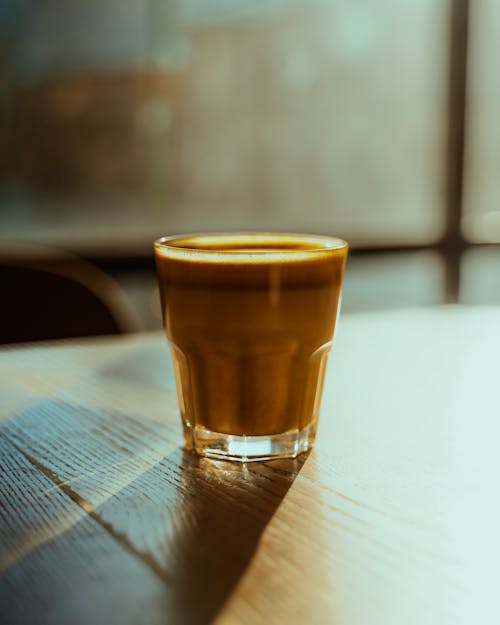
{"left": 0, "top": 243, "right": 140, "bottom": 345}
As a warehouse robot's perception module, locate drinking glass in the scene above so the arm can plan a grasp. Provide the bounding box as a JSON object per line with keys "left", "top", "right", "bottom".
{"left": 154, "top": 233, "right": 348, "bottom": 461}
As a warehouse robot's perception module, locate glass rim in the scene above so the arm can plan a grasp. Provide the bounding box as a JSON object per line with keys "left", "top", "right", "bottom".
{"left": 153, "top": 232, "right": 348, "bottom": 255}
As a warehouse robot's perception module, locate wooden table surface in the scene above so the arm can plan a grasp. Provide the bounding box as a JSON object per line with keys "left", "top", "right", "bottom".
{"left": 1, "top": 306, "right": 500, "bottom": 625}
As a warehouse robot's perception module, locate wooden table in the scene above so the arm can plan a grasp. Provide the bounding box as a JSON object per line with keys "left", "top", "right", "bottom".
{"left": 1, "top": 306, "right": 499, "bottom": 625}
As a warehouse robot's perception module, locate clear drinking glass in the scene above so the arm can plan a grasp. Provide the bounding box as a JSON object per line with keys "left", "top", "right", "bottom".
{"left": 154, "top": 233, "right": 348, "bottom": 461}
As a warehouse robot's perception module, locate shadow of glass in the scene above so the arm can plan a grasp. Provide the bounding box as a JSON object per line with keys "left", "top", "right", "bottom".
{"left": 2, "top": 398, "right": 308, "bottom": 625}
{"left": 162, "top": 449, "right": 307, "bottom": 625}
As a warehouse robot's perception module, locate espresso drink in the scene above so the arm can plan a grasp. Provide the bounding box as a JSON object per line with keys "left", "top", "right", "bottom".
{"left": 155, "top": 234, "right": 347, "bottom": 458}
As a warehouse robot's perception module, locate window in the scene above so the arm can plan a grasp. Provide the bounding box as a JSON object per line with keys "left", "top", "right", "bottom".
{"left": 1, "top": 0, "right": 493, "bottom": 327}
{"left": 463, "top": 0, "right": 500, "bottom": 243}
{"left": 1, "top": 0, "right": 448, "bottom": 252}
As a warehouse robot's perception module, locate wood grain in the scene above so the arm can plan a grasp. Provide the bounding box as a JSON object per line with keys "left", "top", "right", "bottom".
{"left": 2, "top": 399, "right": 305, "bottom": 624}
{"left": 0, "top": 437, "right": 167, "bottom": 625}
{"left": 1, "top": 307, "right": 500, "bottom": 625}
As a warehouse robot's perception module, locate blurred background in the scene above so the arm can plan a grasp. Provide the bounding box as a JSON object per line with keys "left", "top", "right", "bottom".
{"left": 1, "top": 0, "right": 499, "bottom": 344}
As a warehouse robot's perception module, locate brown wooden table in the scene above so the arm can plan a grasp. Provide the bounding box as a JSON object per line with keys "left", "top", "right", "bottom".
{"left": 1, "top": 307, "right": 499, "bottom": 625}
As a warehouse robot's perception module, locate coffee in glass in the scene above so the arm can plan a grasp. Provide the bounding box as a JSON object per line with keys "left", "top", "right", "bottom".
{"left": 154, "top": 233, "right": 348, "bottom": 461}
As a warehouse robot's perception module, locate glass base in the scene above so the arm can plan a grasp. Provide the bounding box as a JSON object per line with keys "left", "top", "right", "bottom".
{"left": 184, "top": 423, "right": 316, "bottom": 462}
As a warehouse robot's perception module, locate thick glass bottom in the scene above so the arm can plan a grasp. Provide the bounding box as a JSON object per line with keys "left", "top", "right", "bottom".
{"left": 183, "top": 423, "right": 316, "bottom": 462}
